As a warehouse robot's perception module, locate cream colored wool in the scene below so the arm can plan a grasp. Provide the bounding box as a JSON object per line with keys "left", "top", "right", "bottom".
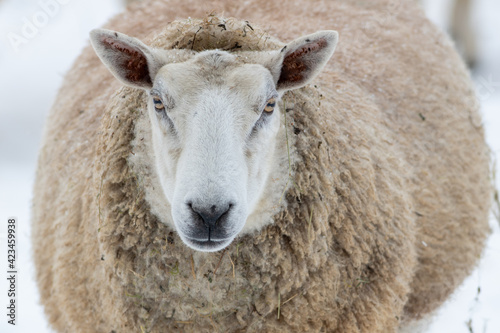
{"left": 32, "top": 0, "right": 491, "bottom": 332}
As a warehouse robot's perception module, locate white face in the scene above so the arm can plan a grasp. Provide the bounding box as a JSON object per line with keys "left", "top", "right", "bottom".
{"left": 90, "top": 28, "right": 338, "bottom": 252}
{"left": 148, "top": 52, "right": 281, "bottom": 251}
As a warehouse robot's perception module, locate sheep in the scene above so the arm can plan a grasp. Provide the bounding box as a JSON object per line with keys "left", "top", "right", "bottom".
{"left": 32, "top": 0, "right": 491, "bottom": 332}
{"left": 449, "top": 0, "right": 477, "bottom": 67}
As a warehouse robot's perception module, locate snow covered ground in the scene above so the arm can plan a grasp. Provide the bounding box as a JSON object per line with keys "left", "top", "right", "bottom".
{"left": 0, "top": 0, "right": 498, "bottom": 332}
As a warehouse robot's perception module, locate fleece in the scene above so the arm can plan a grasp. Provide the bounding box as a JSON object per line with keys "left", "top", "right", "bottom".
{"left": 32, "top": 1, "right": 491, "bottom": 332}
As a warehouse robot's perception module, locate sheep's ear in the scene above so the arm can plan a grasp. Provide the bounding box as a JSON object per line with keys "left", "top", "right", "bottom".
{"left": 271, "top": 31, "right": 338, "bottom": 92}
{"left": 89, "top": 29, "right": 163, "bottom": 89}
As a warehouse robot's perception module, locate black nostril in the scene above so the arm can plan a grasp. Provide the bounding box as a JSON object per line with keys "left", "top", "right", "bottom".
{"left": 187, "top": 202, "right": 233, "bottom": 228}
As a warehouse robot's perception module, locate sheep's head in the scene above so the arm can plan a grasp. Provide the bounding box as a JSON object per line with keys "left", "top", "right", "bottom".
{"left": 90, "top": 28, "right": 338, "bottom": 252}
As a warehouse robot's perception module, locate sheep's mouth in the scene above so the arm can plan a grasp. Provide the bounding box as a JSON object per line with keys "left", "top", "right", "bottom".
{"left": 183, "top": 236, "right": 233, "bottom": 252}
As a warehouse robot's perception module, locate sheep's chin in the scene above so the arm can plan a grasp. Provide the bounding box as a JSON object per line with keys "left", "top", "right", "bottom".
{"left": 179, "top": 234, "right": 235, "bottom": 252}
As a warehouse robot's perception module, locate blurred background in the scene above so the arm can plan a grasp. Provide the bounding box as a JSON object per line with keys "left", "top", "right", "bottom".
{"left": 0, "top": 0, "right": 499, "bottom": 332}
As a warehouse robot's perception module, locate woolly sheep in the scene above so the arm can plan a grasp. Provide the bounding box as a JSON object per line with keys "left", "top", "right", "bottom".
{"left": 32, "top": 0, "right": 491, "bottom": 332}
{"left": 449, "top": 0, "right": 477, "bottom": 67}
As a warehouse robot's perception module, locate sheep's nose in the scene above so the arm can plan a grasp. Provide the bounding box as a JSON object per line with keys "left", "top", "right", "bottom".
{"left": 187, "top": 202, "right": 233, "bottom": 228}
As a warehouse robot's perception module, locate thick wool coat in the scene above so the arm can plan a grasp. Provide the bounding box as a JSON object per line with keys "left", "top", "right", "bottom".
{"left": 32, "top": 1, "right": 490, "bottom": 332}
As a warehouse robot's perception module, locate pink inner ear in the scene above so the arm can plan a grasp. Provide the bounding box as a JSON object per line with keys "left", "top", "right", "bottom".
{"left": 101, "top": 36, "right": 151, "bottom": 86}
{"left": 278, "top": 38, "right": 328, "bottom": 85}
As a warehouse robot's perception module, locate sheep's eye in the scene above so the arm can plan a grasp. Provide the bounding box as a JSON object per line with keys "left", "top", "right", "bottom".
{"left": 264, "top": 98, "right": 276, "bottom": 113}
{"left": 152, "top": 97, "right": 165, "bottom": 112}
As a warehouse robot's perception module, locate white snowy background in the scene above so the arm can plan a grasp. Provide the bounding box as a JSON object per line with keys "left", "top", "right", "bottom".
{"left": 0, "top": 0, "right": 498, "bottom": 332}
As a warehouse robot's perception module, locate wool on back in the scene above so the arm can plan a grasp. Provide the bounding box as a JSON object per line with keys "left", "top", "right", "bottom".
{"left": 32, "top": 1, "right": 491, "bottom": 332}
